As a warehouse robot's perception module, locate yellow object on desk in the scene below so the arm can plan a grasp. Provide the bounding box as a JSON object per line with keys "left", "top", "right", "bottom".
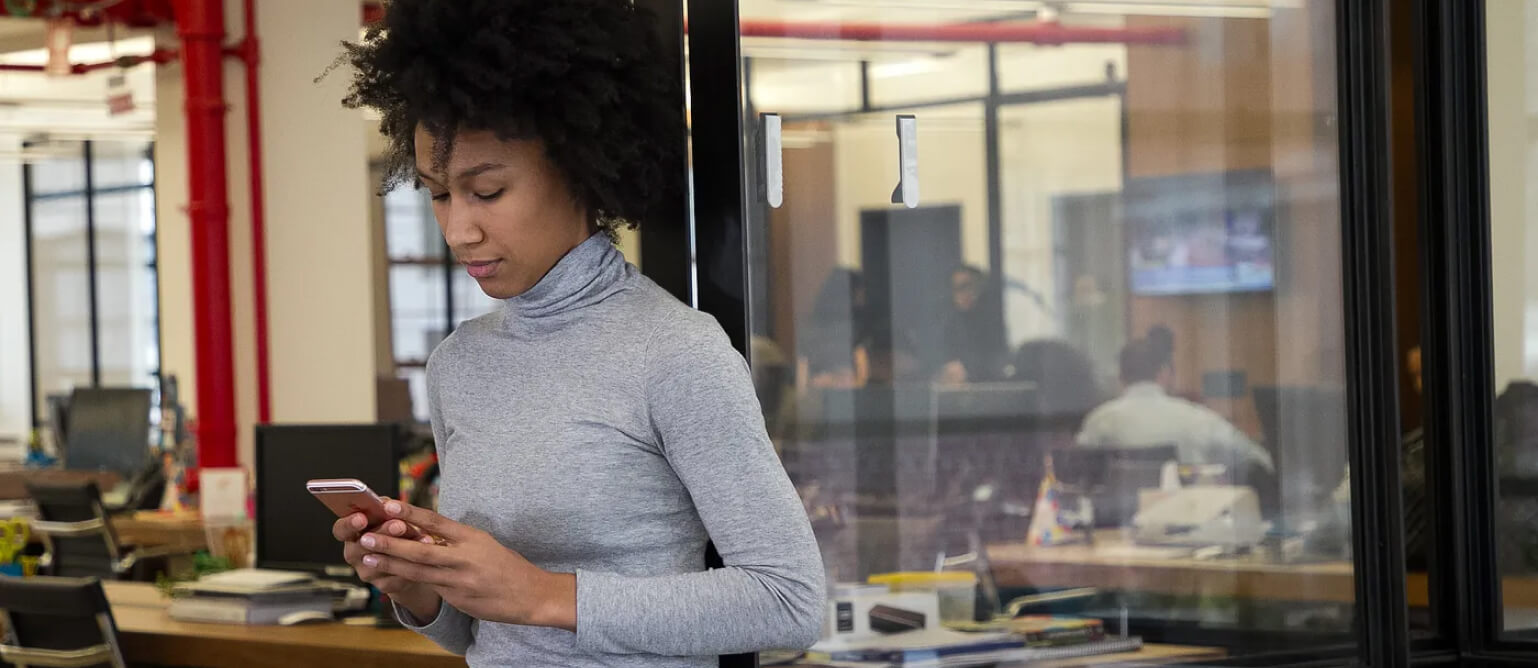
{"left": 0, "top": 517, "right": 27, "bottom": 565}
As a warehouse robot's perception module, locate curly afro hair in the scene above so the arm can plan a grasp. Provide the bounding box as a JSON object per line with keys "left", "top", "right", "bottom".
{"left": 338, "top": 0, "right": 683, "bottom": 233}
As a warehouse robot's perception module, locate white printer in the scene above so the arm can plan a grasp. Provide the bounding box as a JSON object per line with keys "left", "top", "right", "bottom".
{"left": 1131, "top": 485, "right": 1269, "bottom": 548}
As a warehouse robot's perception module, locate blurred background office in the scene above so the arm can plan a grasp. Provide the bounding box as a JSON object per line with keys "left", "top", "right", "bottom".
{"left": 0, "top": 1, "right": 1536, "bottom": 666}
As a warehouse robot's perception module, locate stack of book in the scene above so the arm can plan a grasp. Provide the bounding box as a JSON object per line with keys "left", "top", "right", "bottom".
{"left": 168, "top": 568, "right": 334, "bottom": 625}
{"left": 805, "top": 618, "right": 1140, "bottom": 668}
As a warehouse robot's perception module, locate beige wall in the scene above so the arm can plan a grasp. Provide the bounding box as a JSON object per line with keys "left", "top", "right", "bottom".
{"left": 156, "top": 0, "right": 378, "bottom": 468}
{"left": 1487, "top": 0, "right": 1538, "bottom": 391}
{"left": 257, "top": 0, "right": 376, "bottom": 426}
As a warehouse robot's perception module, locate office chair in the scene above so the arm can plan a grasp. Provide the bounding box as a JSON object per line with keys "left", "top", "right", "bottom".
{"left": 25, "top": 481, "right": 180, "bottom": 580}
{"left": 0, "top": 575, "right": 127, "bottom": 668}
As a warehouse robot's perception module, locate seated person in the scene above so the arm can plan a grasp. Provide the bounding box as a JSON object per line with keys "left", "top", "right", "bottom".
{"left": 1076, "top": 337, "right": 1274, "bottom": 474}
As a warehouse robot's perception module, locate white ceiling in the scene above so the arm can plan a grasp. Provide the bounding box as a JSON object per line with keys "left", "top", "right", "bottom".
{"left": 0, "top": 19, "right": 157, "bottom": 145}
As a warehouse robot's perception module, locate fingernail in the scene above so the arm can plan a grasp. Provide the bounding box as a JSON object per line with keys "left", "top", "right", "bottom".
{"left": 389, "top": 522, "right": 405, "bottom": 535}
{"left": 360, "top": 535, "right": 376, "bottom": 549}
{"left": 362, "top": 555, "right": 378, "bottom": 567}
{"left": 351, "top": 514, "right": 366, "bottom": 528}
{"left": 419, "top": 536, "right": 435, "bottom": 544}
{"left": 385, "top": 501, "right": 402, "bottom": 515}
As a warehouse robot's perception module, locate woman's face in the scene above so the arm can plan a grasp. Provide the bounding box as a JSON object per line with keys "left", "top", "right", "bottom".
{"left": 414, "top": 125, "right": 592, "bottom": 299}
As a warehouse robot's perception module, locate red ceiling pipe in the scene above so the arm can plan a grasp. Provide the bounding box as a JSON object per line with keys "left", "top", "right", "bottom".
{"left": 734, "top": 19, "right": 1186, "bottom": 45}
{"left": 227, "top": 0, "right": 271, "bottom": 425}
{"left": 0, "top": 47, "right": 177, "bottom": 74}
{"left": 0, "top": 0, "right": 173, "bottom": 26}
{"left": 173, "top": 0, "right": 238, "bottom": 470}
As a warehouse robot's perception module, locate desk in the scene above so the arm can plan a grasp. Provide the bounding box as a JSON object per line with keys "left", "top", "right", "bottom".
{"left": 20, "top": 511, "right": 208, "bottom": 552}
{"left": 102, "top": 582, "right": 1221, "bottom": 668}
{"left": 103, "top": 582, "right": 461, "bottom": 668}
{"left": 112, "top": 511, "right": 207, "bottom": 551}
{"left": 988, "top": 533, "right": 1538, "bottom": 609}
{"left": 0, "top": 466, "right": 119, "bottom": 501}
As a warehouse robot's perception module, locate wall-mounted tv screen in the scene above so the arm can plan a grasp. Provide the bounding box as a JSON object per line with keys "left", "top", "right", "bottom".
{"left": 1125, "top": 169, "right": 1276, "bottom": 296}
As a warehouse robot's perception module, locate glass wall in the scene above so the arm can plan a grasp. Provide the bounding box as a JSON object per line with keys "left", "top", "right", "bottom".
{"left": 1483, "top": 0, "right": 1538, "bottom": 640}
{"left": 26, "top": 139, "right": 159, "bottom": 425}
{"left": 730, "top": 0, "right": 1354, "bottom": 656}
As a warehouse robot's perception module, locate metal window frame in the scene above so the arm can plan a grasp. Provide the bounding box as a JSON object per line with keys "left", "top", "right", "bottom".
{"left": 1414, "top": 0, "right": 1538, "bottom": 663}
{"left": 22, "top": 139, "right": 163, "bottom": 428}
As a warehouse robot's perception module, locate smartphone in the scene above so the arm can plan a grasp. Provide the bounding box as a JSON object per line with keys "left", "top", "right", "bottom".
{"left": 307, "top": 478, "right": 391, "bottom": 528}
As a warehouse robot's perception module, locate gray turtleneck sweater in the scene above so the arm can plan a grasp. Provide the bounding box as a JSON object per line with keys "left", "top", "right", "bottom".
{"left": 396, "top": 234, "right": 825, "bottom": 667}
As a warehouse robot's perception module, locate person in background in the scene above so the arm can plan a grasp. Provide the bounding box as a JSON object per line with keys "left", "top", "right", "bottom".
{"left": 328, "top": 2, "right": 824, "bottom": 665}
{"left": 939, "top": 266, "right": 1009, "bottom": 384}
{"left": 1077, "top": 337, "right": 1274, "bottom": 473}
{"left": 1009, "top": 339, "right": 1104, "bottom": 431}
{"left": 798, "top": 268, "right": 870, "bottom": 390}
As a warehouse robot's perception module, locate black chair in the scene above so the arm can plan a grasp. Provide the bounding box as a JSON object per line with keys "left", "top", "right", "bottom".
{"left": 0, "top": 575, "right": 126, "bottom": 668}
{"left": 26, "top": 481, "right": 180, "bottom": 580}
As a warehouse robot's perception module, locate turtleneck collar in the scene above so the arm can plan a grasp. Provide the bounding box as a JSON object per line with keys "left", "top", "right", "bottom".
{"left": 503, "top": 233, "right": 629, "bottom": 323}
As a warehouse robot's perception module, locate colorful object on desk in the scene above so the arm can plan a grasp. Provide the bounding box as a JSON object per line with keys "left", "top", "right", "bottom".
{"left": 0, "top": 517, "right": 28, "bottom": 566}
{"left": 1026, "top": 466, "right": 1088, "bottom": 547}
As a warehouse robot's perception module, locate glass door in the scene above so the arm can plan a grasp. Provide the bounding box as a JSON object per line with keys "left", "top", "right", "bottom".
{"left": 689, "top": 0, "right": 1381, "bottom": 661}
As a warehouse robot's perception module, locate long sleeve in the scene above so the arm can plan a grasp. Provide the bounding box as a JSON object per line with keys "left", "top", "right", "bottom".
{"left": 394, "top": 355, "right": 476, "bottom": 655}
{"left": 573, "top": 314, "right": 826, "bottom": 656}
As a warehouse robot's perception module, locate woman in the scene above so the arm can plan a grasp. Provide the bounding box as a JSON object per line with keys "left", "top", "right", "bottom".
{"left": 328, "top": 1, "right": 825, "bottom": 665}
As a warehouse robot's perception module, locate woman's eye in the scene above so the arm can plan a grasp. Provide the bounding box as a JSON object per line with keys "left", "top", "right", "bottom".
{"left": 429, "top": 192, "right": 449, "bottom": 203}
{"left": 473, "top": 189, "right": 505, "bottom": 202}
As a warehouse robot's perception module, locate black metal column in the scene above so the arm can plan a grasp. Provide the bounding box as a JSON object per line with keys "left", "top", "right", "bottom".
{"left": 22, "top": 149, "right": 38, "bottom": 428}
{"left": 686, "top": 0, "right": 750, "bottom": 354}
{"left": 1415, "top": 0, "right": 1506, "bottom": 657}
{"left": 83, "top": 141, "right": 101, "bottom": 387}
{"left": 636, "top": 0, "right": 692, "bottom": 306}
{"left": 1337, "top": 0, "right": 1410, "bottom": 666}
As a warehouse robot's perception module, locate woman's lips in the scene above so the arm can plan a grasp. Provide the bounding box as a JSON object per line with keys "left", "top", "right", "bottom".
{"left": 465, "top": 260, "right": 502, "bottom": 279}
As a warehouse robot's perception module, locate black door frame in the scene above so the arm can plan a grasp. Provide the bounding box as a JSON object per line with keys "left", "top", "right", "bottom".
{"left": 679, "top": 0, "right": 1428, "bottom": 665}
{"left": 1415, "top": 0, "right": 1538, "bottom": 664}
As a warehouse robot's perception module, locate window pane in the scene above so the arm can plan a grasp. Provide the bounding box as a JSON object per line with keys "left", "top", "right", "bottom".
{"left": 1484, "top": 0, "right": 1538, "bottom": 639}
{"left": 737, "top": 0, "right": 1353, "bottom": 657}
{"left": 89, "top": 140, "right": 154, "bottom": 190}
{"left": 93, "top": 189, "right": 159, "bottom": 389}
{"left": 30, "top": 195, "right": 93, "bottom": 421}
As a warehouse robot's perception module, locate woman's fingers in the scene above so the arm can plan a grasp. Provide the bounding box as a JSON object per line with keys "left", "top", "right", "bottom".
{"left": 361, "top": 553, "right": 457, "bottom": 587}
{"left": 332, "top": 513, "right": 368, "bottom": 542}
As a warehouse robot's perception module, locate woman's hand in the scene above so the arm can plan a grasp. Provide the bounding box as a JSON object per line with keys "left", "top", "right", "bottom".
{"left": 357, "top": 500, "right": 577, "bottom": 631}
{"left": 333, "top": 512, "right": 443, "bottom": 622}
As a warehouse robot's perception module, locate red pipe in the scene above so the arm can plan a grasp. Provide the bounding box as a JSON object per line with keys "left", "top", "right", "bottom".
{"left": 173, "top": 0, "right": 238, "bottom": 470}
{"left": 231, "top": 0, "right": 271, "bottom": 425}
{"left": 0, "top": 48, "right": 177, "bottom": 74}
{"left": 734, "top": 19, "right": 1186, "bottom": 45}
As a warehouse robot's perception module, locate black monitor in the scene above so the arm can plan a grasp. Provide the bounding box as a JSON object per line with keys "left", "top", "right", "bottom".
{"left": 255, "top": 424, "right": 402, "bottom": 577}
{"left": 1052, "top": 445, "right": 1178, "bottom": 528}
{"left": 64, "top": 388, "right": 152, "bottom": 477}
{"left": 1252, "top": 385, "right": 1347, "bottom": 524}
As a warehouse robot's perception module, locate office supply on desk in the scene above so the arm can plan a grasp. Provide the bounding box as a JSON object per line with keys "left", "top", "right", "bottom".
{"left": 1132, "top": 485, "right": 1268, "bottom": 548}
{"left": 0, "top": 575, "right": 128, "bottom": 668}
{"left": 825, "top": 583, "right": 942, "bottom": 641}
{"left": 255, "top": 425, "right": 402, "bottom": 578}
{"left": 809, "top": 628, "right": 1023, "bottom": 664}
{"left": 168, "top": 569, "right": 342, "bottom": 625}
{"left": 0, "top": 517, "right": 27, "bottom": 575}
